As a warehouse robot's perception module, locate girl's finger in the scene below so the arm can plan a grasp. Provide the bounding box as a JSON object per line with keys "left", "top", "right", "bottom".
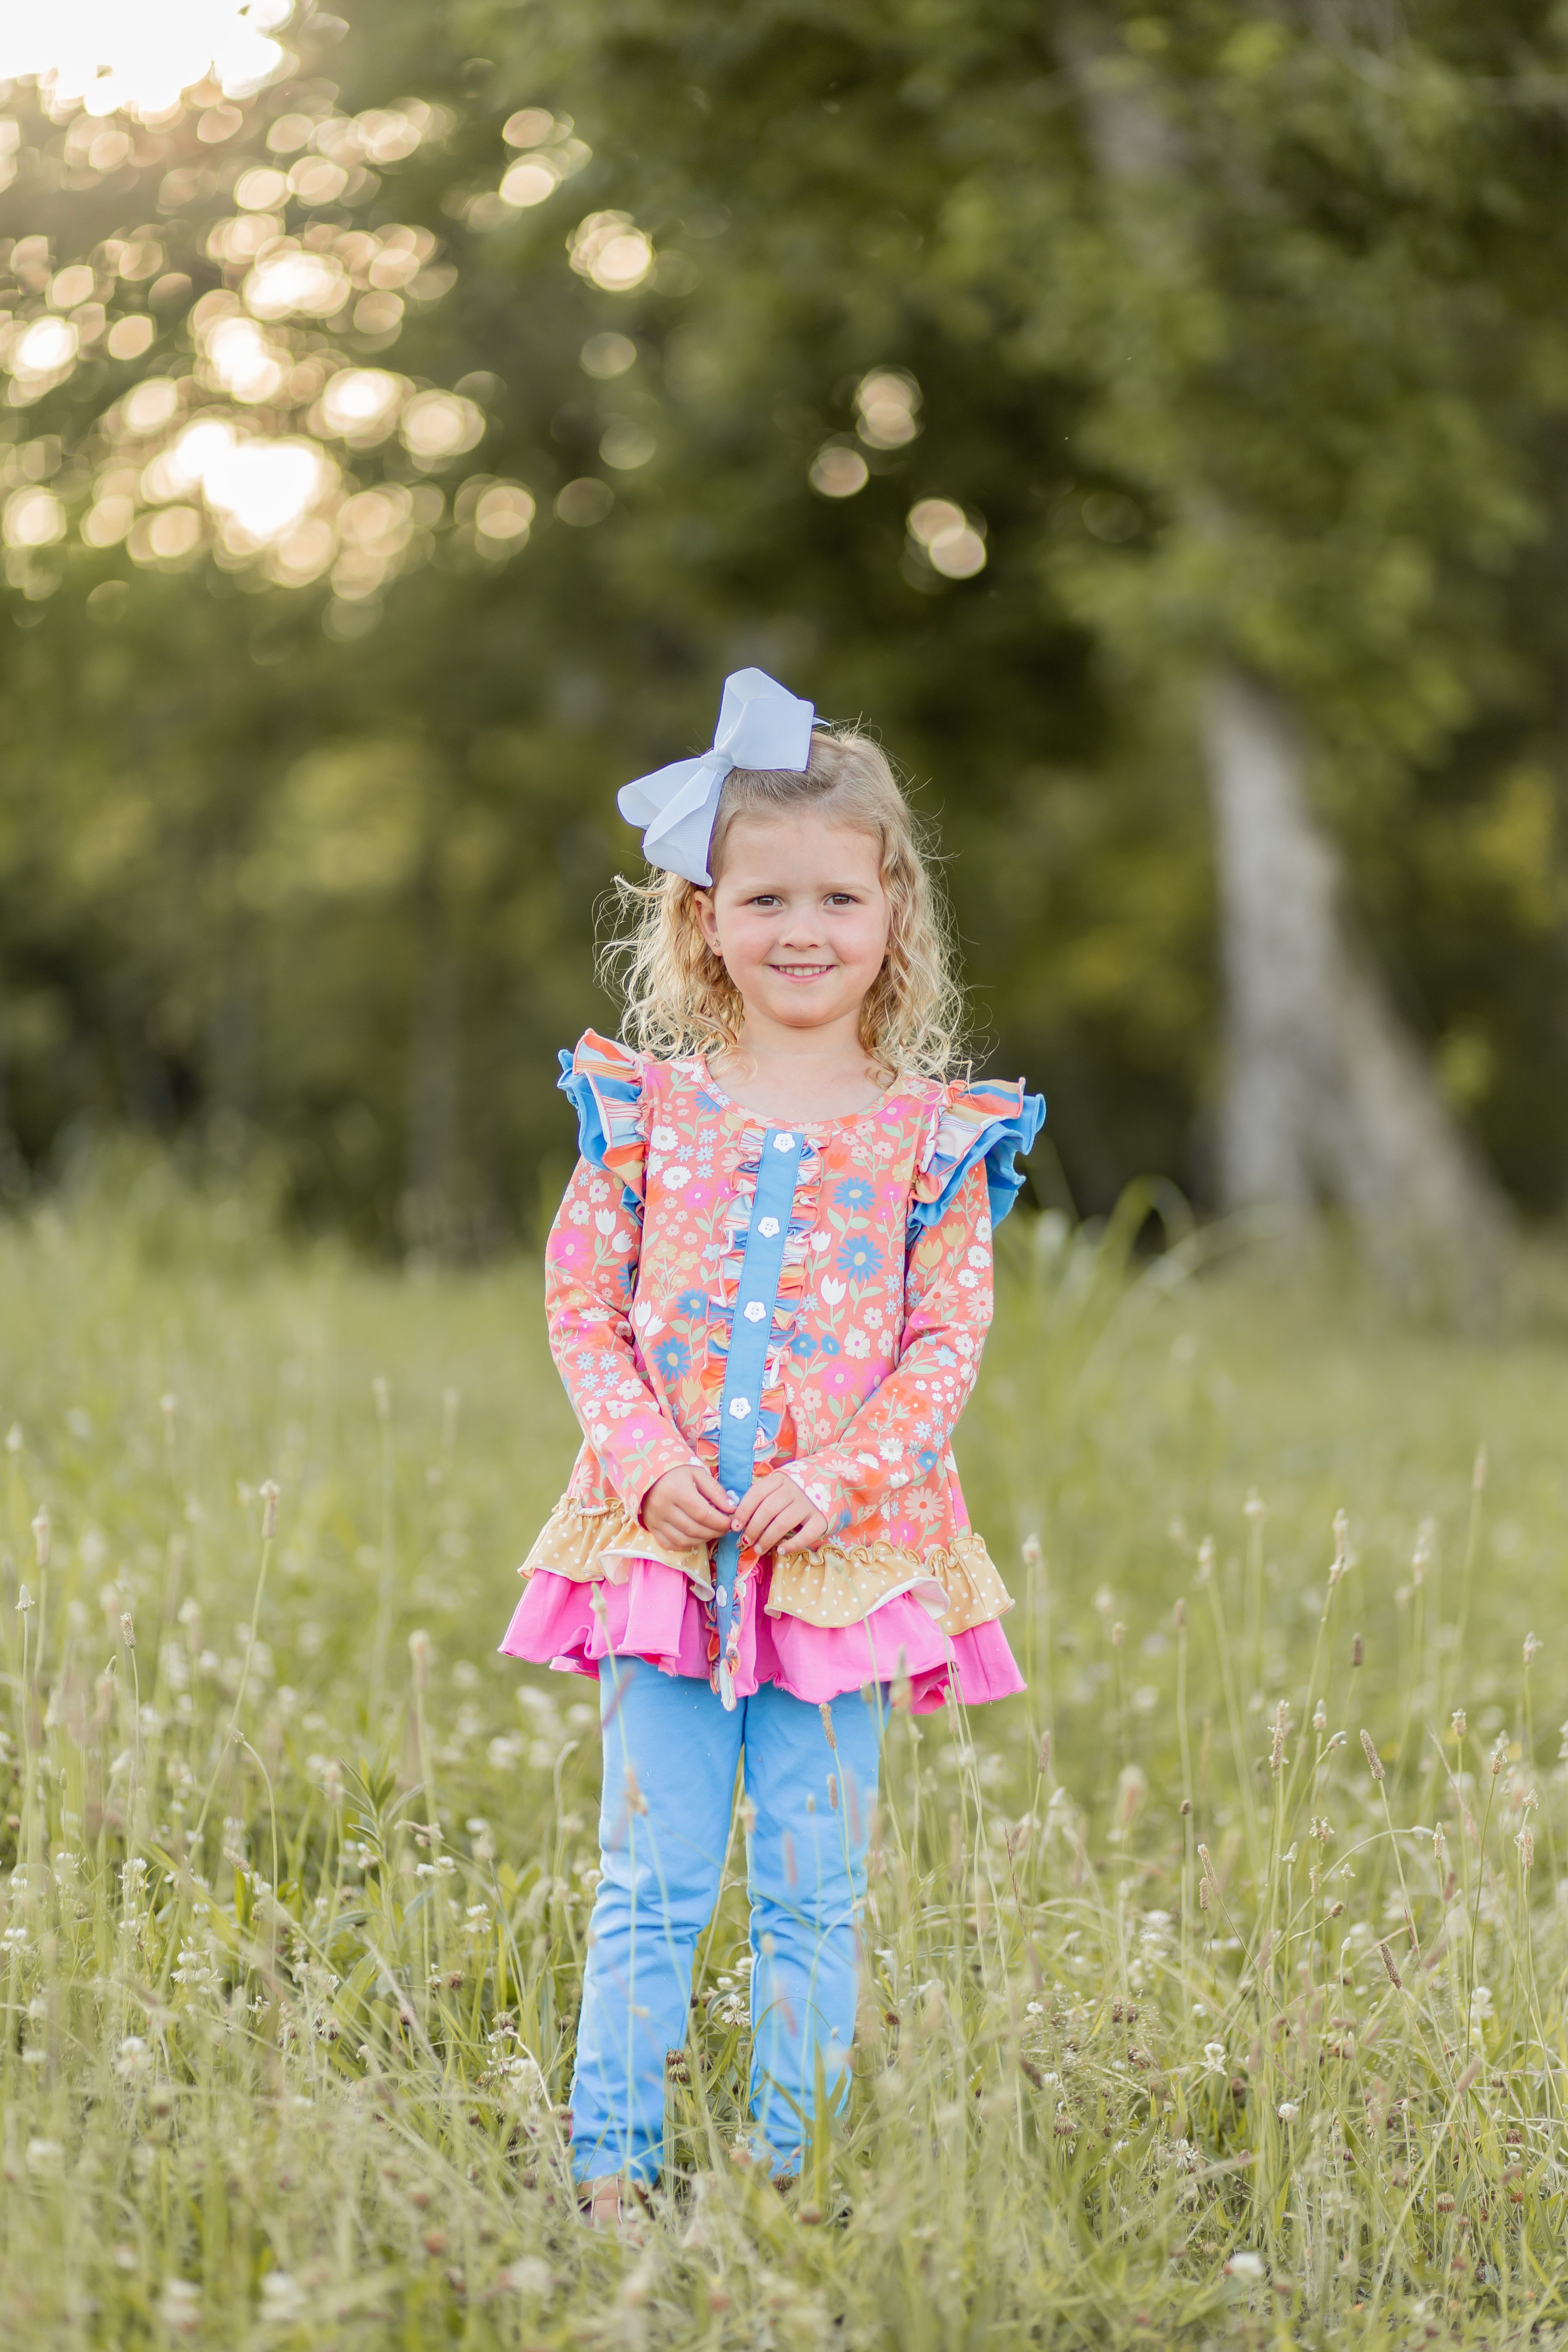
{"left": 753, "top": 1504, "right": 808, "bottom": 1555}
{"left": 778, "top": 1512, "right": 827, "bottom": 1557}
{"left": 733, "top": 1493, "right": 790, "bottom": 1544}
{"left": 732, "top": 1476, "right": 792, "bottom": 1534}
{"left": 692, "top": 1467, "right": 735, "bottom": 1513}
{"left": 683, "top": 1501, "right": 731, "bottom": 1535}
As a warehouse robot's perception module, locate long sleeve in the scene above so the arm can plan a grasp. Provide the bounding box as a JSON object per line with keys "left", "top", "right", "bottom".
{"left": 544, "top": 1155, "right": 704, "bottom": 1520}
{"left": 786, "top": 1158, "right": 994, "bottom": 1535}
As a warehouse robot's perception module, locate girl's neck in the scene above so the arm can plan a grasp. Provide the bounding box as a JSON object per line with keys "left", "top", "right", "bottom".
{"left": 707, "top": 1029, "right": 891, "bottom": 1123}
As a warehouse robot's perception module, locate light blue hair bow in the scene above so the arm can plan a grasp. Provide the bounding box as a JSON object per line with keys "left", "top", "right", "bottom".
{"left": 616, "top": 667, "right": 820, "bottom": 887}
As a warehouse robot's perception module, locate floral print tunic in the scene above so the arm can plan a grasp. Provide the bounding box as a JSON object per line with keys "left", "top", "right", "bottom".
{"left": 505, "top": 1034, "right": 1044, "bottom": 1703}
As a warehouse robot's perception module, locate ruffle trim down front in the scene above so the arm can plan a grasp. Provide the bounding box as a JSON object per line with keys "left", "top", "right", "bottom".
{"left": 518, "top": 1496, "right": 1017, "bottom": 1638}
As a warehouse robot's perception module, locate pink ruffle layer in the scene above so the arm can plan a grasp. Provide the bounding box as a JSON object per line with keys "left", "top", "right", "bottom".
{"left": 497, "top": 1556, "right": 1025, "bottom": 1713}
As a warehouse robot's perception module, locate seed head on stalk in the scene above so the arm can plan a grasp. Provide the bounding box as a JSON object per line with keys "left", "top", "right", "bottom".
{"left": 1360, "top": 1730, "right": 1385, "bottom": 1784}
{"left": 31, "top": 1507, "right": 49, "bottom": 1569}
{"left": 1412, "top": 1519, "right": 1435, "bottom": 1584}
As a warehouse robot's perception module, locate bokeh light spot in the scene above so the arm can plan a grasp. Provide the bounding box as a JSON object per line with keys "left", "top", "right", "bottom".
{"left": 580, "top": 333, "right": 637, "bottom": 380}
{"left": 49, "top": 265, "right": 95, "bottom": 310}
{"left": 147, "top": 505, "right": 203, "bottom": 559}
{"left": 474, "top": 483, "right": 535, "bottom": 542}
{"left": 318, "top": 368, "right": 406, "bottom": 444}
{"left": 202, "top": 314, "right": 288, "bottom": 403}
{"left": 855, "top": 369, "right": 921, "bottom": 450}
{"left": 82, "top": 495, "right": 135, "bottom": 547}
{"left": 10, "top": 315, "right": 79, "bottom": 380}
{"left": 568, "top": 213, "right": 653, "bottom": 293}
{"left": 204, "top": 437, "right": 336, "bottom": 546}
{"left": 106, "top": 316, "right": 156, "bottom": 361}
{"left": 907, "top": 497, "right": 987, "bottom": 578}
{"left": 268, "top": 517, "right": 336, "bottom": 585}
{"left": 122, "top": 378, "right": 182, "bottom": 435}
{"left": 907, "top": 498, "right": 966, "bottom": 548}
{"left": 236, "top": 166, "right": 290, "bottom": 211}
{"left": 599, "top": 420, "right": 655, "bottom": 471}
{"left": 3, "top": 487, "right": 65, "bottom": 548}
{"left": 399, "top": 391, "right": 484, "bottom": 465}
{"left": 353, "top": 293, "right": 404, "bottom": 336}
{"left": 810, "top": 445, "right": 869, "bottom": 499}
{"left": 929, "top": 527, "right": 986, "bottom": 579}
{"left": 245, "top": 248, "right": 350, "bottom": 321}
{"left": 266, "top": 115, "right": 315, "bottom": 156}
{"left": 288, "top": 157, "right": 349, "bottom": 206}
{"left": 499, "top": 160, "right": 558, "bottom": 210}
{"left": 555, "top": 478, "right": 613, "bottom": 527}
{"left": 503, "top": 109, "right": 560, "bottom": 148}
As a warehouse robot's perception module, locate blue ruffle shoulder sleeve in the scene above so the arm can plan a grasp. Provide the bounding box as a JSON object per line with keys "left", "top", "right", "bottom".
{"left": 556, "top": 1030, "right": 647, "bottom": 1202}
{"left": 910, "top": 1077, "right": 1046, "bottom": 1231}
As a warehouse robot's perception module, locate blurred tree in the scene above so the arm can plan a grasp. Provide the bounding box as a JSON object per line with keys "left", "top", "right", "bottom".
{"left": 3, "top": 0, "right": 1568, "bottom": 1251}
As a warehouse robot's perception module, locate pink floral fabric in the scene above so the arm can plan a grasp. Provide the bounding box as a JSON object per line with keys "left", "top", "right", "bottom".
{"left": 501, "top": 1032, "right": 1039, "bottom": 1703}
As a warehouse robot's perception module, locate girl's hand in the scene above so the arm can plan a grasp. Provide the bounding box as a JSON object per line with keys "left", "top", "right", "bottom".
{"left": 642, "top": 1464, "right": 735, "bottom": 1550}
{"left": 730, "top": 1470, "right": 829, "bottom": 1559}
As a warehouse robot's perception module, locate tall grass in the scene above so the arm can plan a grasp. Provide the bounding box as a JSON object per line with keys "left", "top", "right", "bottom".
{"left": 2, "top": 1165, "right": 1567, "bottom": 2346}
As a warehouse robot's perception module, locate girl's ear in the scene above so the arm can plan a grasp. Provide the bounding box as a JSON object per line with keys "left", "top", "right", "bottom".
{"left": 693, "top": 886, "right": 723, "bottom": 958}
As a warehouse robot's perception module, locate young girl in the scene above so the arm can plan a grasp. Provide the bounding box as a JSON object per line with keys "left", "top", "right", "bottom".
{"left": 499, "top": 668, "right": 1044, "bottom": 2219}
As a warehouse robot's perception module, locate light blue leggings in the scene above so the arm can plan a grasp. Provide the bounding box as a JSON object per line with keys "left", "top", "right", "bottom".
{"left": 569, "top": 1658, "right": 886, "bottom": 2184}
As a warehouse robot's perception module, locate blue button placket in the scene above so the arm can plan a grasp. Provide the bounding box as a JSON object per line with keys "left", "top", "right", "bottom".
{"left": 711, "top": 1129, "right": 806, "bottom": 1709}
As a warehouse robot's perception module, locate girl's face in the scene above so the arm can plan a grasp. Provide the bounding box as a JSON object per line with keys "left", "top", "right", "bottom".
{"left": 695, "top": 814, "right": 891, "bottom": 1038}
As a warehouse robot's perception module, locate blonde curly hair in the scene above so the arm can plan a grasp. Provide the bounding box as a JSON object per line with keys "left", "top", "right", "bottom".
{"left": 602, "top": 727, "right": 965, "bottom": 1080}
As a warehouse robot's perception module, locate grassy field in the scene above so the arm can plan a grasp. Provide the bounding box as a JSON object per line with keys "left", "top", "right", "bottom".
{"left": 3, "top": 1157, "right": 1568, "bottom": 2347}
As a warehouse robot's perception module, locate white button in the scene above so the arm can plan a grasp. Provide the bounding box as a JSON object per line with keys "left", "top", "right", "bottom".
{"left": 757, "top": 1216, "right": 780, "bottom": 1237}
{"left": 774, "top": 1132, "right": 796, "bottom": 1151}
{"left": 716, "top": 1586, "right": 729, "bottom": 1608}
{"left": 743, "top": 1300, "right": 767, "bottom": 1323}
{"left": 728, "top": 1397, "right": 753, "bottom": 1419}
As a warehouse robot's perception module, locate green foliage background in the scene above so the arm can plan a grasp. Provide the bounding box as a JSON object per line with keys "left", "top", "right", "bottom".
{"left": 6, "top": 1, "right": 1568, "bottom": 1243}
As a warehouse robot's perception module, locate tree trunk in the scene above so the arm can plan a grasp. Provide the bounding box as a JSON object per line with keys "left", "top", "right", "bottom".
{"left": 1201, "top": 668, "right": 1505, "bottom": 1268}
{"left": 1055, "top": 20, "right": 1508, "bottom": 1277}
